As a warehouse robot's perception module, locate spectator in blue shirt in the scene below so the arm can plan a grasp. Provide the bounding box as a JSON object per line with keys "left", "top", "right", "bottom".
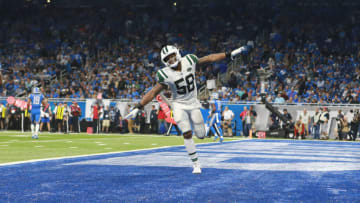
{"left": 274, "top": 93, "right": 285, "bottom": 103}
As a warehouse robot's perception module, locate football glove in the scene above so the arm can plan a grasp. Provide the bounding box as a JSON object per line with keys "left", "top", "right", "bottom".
{"left": 124, "top": 103, "right": 143, "bottom": 119}
{"left": 227, "top": 46, "right": 247, "bottom": 60}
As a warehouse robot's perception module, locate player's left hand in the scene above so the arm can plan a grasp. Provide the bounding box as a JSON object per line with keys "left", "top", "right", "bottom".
{"left": 230, "top": 46, "right": 247, "bottom": 60}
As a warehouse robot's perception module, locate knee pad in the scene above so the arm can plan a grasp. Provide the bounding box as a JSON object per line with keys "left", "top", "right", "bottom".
{"left": 193, "top": 124, "right": 205, "bottom": 139}
{"left": 190, "top": 109, "right": 205, "bottom": 139}
{"left": 174, "top": 109, "right": 191, "bottom": 134}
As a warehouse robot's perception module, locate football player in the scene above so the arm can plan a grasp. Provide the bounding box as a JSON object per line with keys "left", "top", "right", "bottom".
{"left": 206, "top": 95, "right": 223, "bottom": 142}
{"left": 125, "top": 45, "right": 246, "bottom": 173}
{"left": 28, "top": 87, "right": 45, "bottom": 139}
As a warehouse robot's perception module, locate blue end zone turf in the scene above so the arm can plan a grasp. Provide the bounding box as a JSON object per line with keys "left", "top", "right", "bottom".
{"left": 1, "top": 140, "right": 360, "bottom": 202}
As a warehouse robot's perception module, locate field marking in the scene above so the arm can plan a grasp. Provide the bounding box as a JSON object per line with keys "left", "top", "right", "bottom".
{"left": 98, "top": 144, "right": 107, "bottom": 146}
{"left": 0, "top": 140, "right": 241, "bottom": 166}
{"left": 7, "top": 134, "right": 29, "bottom": 137}
{"left": 1, "top": 134, "right": 51, "bottom": 138}
{"left": 0, "top": 132, "right": 170, "bottom": 137}
{"left": 1, "top": 133, "right": 246, "bottom": 144}
{"left": 1, "top": 138, "right": 349, "bottom": 167}
{"left": 1, "top": 132, "right": 210, "bottom": 139}
{"left": 151, "top": 143, "right": 158, "bottom": 146}
{"left": 69, "top": 147, "right": 78, "bottom": 149}
{"left": 123, "top": 143, "right": 130, "bottom": 145}
{"left": 0, "top": 145, "right": 8, "bottom": 147}
{"left": 0, "top": 137, "right": 160, "bottom": 144}
{"left": 35, "top": 146, "right": 44, "bottom": 148}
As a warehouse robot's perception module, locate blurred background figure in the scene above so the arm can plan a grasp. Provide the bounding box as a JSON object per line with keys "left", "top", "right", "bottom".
{"left": 222, "top": 106, "right": 234, "bottom": 137}
{"left": 40, "top": 98, "right": 51, "bottom": 133}
{"left": 70, "top": 101, "right": 81, "bottom": 133}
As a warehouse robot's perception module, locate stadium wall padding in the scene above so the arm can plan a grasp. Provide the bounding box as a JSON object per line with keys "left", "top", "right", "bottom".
{"left": 1, "top": 99, "right": 359, "bottom": 136}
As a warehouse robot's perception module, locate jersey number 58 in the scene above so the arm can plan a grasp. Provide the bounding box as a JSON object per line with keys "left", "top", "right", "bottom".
{"left": 174, "top": 73, "right": 195, "bottom": 95}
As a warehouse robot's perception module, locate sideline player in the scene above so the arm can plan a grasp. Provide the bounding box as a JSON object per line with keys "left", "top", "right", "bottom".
{"left": 28, "top": 87, "right": 45, "bottom": 139}
{"left": 125, "top": 45, "right": 246, "bottom": 173}
{"left": 205, "top": 96, "right": 223, "bottom": 142}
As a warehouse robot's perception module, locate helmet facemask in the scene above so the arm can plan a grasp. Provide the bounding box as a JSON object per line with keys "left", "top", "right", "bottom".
{"left": 161, "top": 45, "right": 181, "bottom": 68}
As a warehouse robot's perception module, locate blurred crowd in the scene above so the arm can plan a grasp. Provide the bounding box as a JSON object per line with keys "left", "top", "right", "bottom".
{"left": 0, "top": 1, "right": 359, "bottom": 104}
{"left": 268, "top": 107, "right": 360, "bottom": 141}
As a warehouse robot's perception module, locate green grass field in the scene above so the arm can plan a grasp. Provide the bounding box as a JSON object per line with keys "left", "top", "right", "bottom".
{"left": 0, "top": 131, "right": 242, "bottom": 164}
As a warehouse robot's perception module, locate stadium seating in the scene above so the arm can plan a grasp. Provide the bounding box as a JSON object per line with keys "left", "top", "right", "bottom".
{"left": 0, "top": 0, "right": 359, "bottom": 104}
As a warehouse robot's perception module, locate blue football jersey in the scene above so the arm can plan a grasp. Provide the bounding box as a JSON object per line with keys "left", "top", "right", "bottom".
{"left": 210, "top": 99, "right": 222, "bottom": 114}
{"left": 29, "top": 94, "right": 44, "bottom": 113}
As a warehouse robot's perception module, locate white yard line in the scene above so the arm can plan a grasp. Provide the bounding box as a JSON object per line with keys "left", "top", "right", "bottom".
{"left": 0, "top": 137, "right": 151, "bottom": 144}
{"left": 0, "top": 141, "right": 241, "bottom": 166}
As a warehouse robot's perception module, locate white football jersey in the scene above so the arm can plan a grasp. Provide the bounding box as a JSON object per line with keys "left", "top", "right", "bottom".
{"left": 156, "top": 54, "right": 201, "bottom": 109}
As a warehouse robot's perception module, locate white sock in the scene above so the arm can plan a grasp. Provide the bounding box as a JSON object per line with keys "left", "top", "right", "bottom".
{"left": 31, "top": 124, "right": 35, "bottom": 135}
{"left": 184, "top": 138, "right": 199, "bottom": 164}
{"left": 205, "top": 126, "right": 209, "bottom": 137}
{"left": 35, "top": 124, "right": 39, "bottom": 135}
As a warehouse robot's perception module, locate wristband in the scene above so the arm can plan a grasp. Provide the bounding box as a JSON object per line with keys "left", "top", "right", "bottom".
{"left": 225, "top": 51, "right": 231, "bottom": 60}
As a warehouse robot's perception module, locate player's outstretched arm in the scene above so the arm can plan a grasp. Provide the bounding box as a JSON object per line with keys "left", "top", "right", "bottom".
{"left": 124, "top": 83, "right": 165, "bottom": 119}
{"left": 139, "top": 83, "right": 166, "bottom": 107}
{"left": 198, "top": 53, "right": 226, "bottom": 64}
{"left": 198, "top": 46, "right": 247, "bottom": 64}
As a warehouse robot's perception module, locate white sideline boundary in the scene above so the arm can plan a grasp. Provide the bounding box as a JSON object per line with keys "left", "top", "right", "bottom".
{"left": 0, "top": 138, "right": 354, "bottom": 167}
{"left": 0, "top": 134, "right": 242, "bottom": 144}
{"left": 0, "top": 139, "right": 244, "bottom": 166}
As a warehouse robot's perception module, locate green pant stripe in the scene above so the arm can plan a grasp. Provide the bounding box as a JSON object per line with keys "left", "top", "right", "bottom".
{"left": 191, "top": 158, "right": 198, "bottom": 162}
{"left": 189, "top": 152, "right": 196, "bottom": 156}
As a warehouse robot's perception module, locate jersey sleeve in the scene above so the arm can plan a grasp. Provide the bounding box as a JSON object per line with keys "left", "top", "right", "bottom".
{"left": 156, "top": 69, "right": 168, "bottom": 84}
{"left": 185, "top": 54, "right": 199, "bottom": 65}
